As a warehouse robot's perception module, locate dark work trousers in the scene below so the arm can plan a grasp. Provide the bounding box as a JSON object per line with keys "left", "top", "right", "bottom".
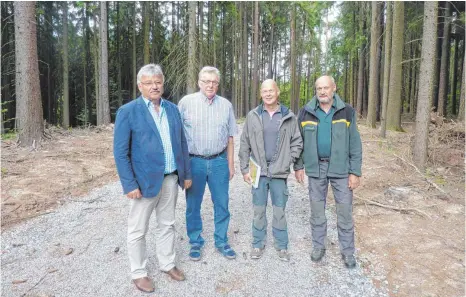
{"left": 308, "top": 161, "right": 355, "bottom": 255}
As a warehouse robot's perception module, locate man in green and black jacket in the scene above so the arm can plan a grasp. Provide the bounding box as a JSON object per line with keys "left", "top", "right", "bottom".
{"left": 294, "top": 75, "right": 362, "bottom": 268}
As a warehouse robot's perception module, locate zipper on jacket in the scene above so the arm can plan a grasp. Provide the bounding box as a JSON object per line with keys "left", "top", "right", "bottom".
{"left": 252, "top": 110, "right": 267, "bottom": 175}
{"left": 267, "top": 113, "right": 292, "bottom": 177}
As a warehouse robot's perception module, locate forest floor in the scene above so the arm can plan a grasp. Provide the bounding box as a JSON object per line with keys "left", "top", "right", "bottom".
{"left": 1, "top": 118, "right": 465, "bottom": 297}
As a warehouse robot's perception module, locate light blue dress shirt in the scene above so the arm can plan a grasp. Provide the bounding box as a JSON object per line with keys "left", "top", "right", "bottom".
{"left": 142, "top": 97, "right": 177, "bottom": 174}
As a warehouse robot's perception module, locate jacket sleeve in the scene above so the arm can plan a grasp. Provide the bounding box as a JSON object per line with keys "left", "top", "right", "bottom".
{"left": 238, "top": 114, "right": 252, "bottom": 175}
{"left": 348, "top": 109, "right": 362, "bottom": 176}
{"left": 113, "top": 107, "right": 139, "bottom": 194}
{"left": 293, "top": 109, "right": 305, "bottom": 171}
{"left": 290, "top": 116, "right": 303, "bottom": 165}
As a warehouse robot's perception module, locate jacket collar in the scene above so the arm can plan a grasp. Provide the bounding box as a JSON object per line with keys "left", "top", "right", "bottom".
{"left": 254, "top": 103, "right": 290, "bottom": 117}
{"left": 304, "top": 94, "right": 346, "bottom": 114}
{"left": 136, "top": 97, "right": 164, "bottom": 140}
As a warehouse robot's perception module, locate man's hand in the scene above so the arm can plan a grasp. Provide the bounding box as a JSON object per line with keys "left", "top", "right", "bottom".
{"left": 126, "top": 188, "right": 142, "bottom": 199}
{"left": 229, "top": 165, "right": 235, "bottom": 180}
{"left": 184, "top": 179, "right": 192, "bottom": 190}
{"left": 295, "top": 169, "right": 305, "bottom": 184}
{"left": 243, "top": 173, "right": 252, "bottom": 185}
{"left": 348, "top": 174, "right": 360, "bottom": 190}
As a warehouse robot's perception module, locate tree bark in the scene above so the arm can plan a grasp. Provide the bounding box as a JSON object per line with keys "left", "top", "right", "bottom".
{"left": 458, "top": 50, "right": 465, "bottom": 121}
{"left": 186, "top": 2, "right": 197, "bottom": 94}
{"left": 221, "top": 4, "right": 227, "bottom": 98}
{"left": 437, "top": 1, "right": 451, "bottom": 117}
{"left": 349, "top": 54, "right": 354, "bottom": 106}
{"left": 99, "top": 1, "right": 110, "bottom": 125}
{"left": 380, "top": 1, "right": 393, "bottom": 137}
{"left": 290, "top": 4, "right": 297, "bottom": 113}
{"left": 62, "top": 2, "right": 69, "bottom": 128}
{"left": 353, "top": 55, "right": 358, "bottom": 107}
{"left": 356, "top": 2, "right": 365, "bottom": 117}
{"left": 242, "top": 2, "right": 249, "bottom": 115}
{"left": 251, "top": 1, "right": 259, "bottom": 108}
{"left": 143, "top": 2, "right": 150, "bottom": 65}
{"left": 267, "top": 17, "right": 274, "bottom": 79}
{"left": 306, "top": 49, "right": 313, "bottom": 103}
{"left": 83, "top": 3, "right": 89, "bottom": 125}
{"left": 450, "top": 36, "right": 458, "bottom": 116}
{"left": 198, "top": 1, "right": 203, "bottom": 68}
{"left": 409, "top": 55, "right": 417, "bottom": 115}
{"left": 116, "top": 2, "right": 122, "bottom": 107}
{"left": 93, "top": 16, "right": 99, "bottom": 125}
{"left": 132, "top": 2, "right": 137, "bottom": 98}
{"left": 366, "top": 1, "right": 382, "bottom": 128}
{"left": 413, "top": 1, "right": 437, "bottom": 171}
{"left": 211, "top": 2, "right": 216, "bottom": 67}
{"left": 296, "top": 20, "right": 305, "bottom": 109}
{"left": 14, "top": 1, "right": 44, "bottom": 146}
{"left": 386, "top": 1, "right": 404, "bottom": 132}
{"left": 343, "top": 54, "right": 348, "bottom": 100}
{"left": 233, "top": 2, "right": 240, "bottom": 116}
{"left": 43, "top": 2, "right": 53, "bottom": 124}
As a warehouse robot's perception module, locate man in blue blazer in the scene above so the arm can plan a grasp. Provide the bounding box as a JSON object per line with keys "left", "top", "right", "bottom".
{"left": 114, "top": 64, "right": 192, "bottom": 293}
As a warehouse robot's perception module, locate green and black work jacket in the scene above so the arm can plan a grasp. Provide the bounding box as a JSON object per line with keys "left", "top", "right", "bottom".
{"left": 294, "top": 94, "right": 362, "bottom": 178}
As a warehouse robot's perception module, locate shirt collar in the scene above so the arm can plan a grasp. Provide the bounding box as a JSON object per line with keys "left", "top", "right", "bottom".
{"left": 200, "top": 92, "right": 217, "bottom": 104}
{"left": 142, "top": 96, "right": 165, "bottom": 108}
{"left": 262, "top": 103, "right": 281, "bottom": 114}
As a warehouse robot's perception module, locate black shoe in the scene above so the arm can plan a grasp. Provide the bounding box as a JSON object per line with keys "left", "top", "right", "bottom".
{"left": 342, "top": 254, "right": 356, "bottom": 268}
{"left": 311, "top": 248, "right": 326, "bottom": 262}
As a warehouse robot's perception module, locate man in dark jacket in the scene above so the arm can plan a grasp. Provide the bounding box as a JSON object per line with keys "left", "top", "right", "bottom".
{"left": 239, "top": 79, "right": 303, "bottom": 261}
{"left": 295, "top": 75, "right": 362, "bottom": 268}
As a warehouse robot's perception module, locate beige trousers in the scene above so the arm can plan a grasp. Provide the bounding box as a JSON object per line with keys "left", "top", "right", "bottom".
{"left": 127, "top": 174, "right": 179, "bottom": 279}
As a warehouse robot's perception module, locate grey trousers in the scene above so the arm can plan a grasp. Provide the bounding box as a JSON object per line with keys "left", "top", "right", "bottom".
{"left": 251, "top": 177, "right": 289, "bottom": 250}
{"left": 127, "top": 174, "right": 179, "bottom": 279}
{"left": 308, "top": 161, "right": 355, "bottom": 255}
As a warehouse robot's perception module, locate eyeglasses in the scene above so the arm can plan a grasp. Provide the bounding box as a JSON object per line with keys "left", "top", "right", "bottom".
{"left": 141, "top": 81, "right": 163, "bottom": 87}
{"left": 316, "top": 86, "right": 331, "bottom": 92}
{"left": 200, "top": 80, "right": 219, "bottom": 86}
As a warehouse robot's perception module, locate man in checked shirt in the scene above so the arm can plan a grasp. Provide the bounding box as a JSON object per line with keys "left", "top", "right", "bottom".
{"left": 178, "top": 66, "right": 238, "bottom": 261}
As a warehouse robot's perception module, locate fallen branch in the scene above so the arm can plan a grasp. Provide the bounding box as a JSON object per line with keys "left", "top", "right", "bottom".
{"left": 23, "top": 271, "right": 48, "bottom": 295}
{"left": 8, "top": 204, "right": 21, "bottom": 213}
{"left": 393, "top": 154, "right": 452, "bottom": 198}
{"left": 354, "top": 195, "right": 432, "bottom": 219}
{"left": 362, "top": 140, "right": 388, "bottom": 143}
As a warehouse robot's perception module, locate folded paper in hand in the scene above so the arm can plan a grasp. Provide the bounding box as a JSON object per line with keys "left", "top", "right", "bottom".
{"left": 249, "top": 157, "right": 261, "bottom": 188}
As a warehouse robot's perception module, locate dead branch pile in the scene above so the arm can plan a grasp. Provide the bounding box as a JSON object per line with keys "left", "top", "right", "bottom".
{"left": 427, "top": 117, "right": 465, "bottom": 169}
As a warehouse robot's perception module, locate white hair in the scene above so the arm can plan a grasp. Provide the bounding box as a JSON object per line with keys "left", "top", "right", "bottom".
{"left": 198, "top": 66, "right": 221, "bottom": 82}
{"left": 137, "top": 64, "right": 164, "bottom": 84}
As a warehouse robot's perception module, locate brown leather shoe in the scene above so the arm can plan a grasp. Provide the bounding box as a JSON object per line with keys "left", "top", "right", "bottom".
{"left": 133, "top": 276, "right": 155, "bottom": 293}
{"left": 164, "top": 267, "right": 186, "bottom": 281}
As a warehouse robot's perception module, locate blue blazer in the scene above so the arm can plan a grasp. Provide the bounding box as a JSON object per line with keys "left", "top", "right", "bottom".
{"left": 113, "top": 97, "right": 191, "bottom": 198}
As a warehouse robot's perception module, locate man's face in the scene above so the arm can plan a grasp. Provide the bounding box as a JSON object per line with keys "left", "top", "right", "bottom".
{"left": 315, "top": 77, "right": 336, "bottom": 104}
{"left": 260, "top": 81, "right": 280, "bottom": 106}
{"left": 138, "top": 74, "right": 164, "bottom": 101}
{"left": 198, "top": 72, "right": 219, "bottom": 99}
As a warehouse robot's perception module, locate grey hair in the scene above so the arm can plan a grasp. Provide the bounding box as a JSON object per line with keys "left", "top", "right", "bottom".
{"left": 137, "top": 64, "right": 165, "bottom": 84}
{"left": 315, "top": 75, "right": 336, "bottom": 86}
{"left": 198, "top": 66, "right": 221, "bottom": 82}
